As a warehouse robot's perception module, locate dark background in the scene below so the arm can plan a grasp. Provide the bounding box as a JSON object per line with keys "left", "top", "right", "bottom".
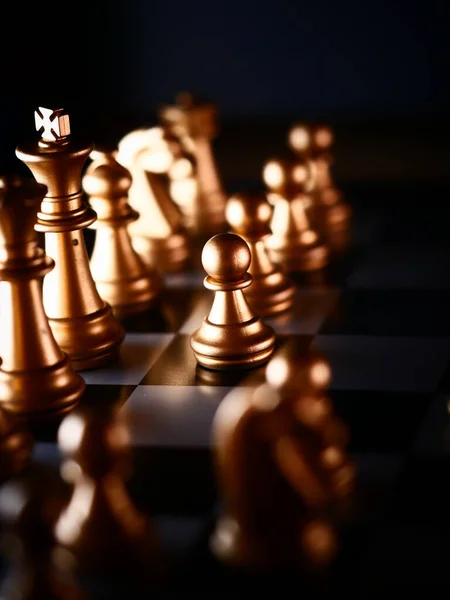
{"left": 1, "top": 0, "right": 449, "bottom": 184}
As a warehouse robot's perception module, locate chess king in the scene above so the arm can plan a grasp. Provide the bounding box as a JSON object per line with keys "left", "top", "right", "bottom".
{"left": 16, "top": 108, "right": 125, "bottom": 370}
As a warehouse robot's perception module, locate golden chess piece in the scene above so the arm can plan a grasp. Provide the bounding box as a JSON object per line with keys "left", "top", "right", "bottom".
{"left": 225, "top": 191, "right": 295, "bottom": 317}
{"left": 82, "top": 148, "right": 163, "bottom": 318}
{"left": 117, "top": 127, "right": 190, "bottom": 272}
{"left": 16, "top": 107, "right": 125, "bottom": 370}
{"left": 288, "top": 123, "right": 351, "bottom": 237}
{"left": 262, "top": 156, "right": 329, "bottom": 272}
{"left": 190, "top": 232, "right": 276, "bottom": 371}
{"left": 210, "top": 344, "right": 356, "bottom": 570}
{"left": 0, "top": 176, "right": 85, "bottom": 418}
{"left": 0, "top": 465, "right": 91, "bottom": 600}
{"left": 0, "top": 403, "right": 34, "bottom": 482}
{"left": 159, "top": 92, "right": 227, "bottom": 236}
{"left": 53, "top": 403, "right": 158, "bottom": 578}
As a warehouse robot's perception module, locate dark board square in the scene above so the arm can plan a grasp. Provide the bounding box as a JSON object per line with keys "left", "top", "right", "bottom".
{"left": 120, "top": 288, "right": 209, "bottom": 333}
{"left": 437, "top": 361, "right": 450, "bottom": 394}
{"left": 384, "top": 456, "right": 450, "bottom": 526}
{"left": 330, "top": 389, "right": 433, "bottom": 454}
{"left": 320, "top": 289, "right": 450, "bottom": 336}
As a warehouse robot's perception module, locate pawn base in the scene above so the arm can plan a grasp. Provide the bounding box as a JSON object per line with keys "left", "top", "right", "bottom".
{"left": 266, "top": 238, "right": 329, "bottom": 272}
{"left": 245, "top": 271, "right": 295, "bottom": 318}
{"left": 48, "top": 303, "right": 125, "bottom": 371}
{"left": 191, "top": 316, "right": 276, "bottom": 371}
{"left": 133, "top": 233, "right": 190, "bottom": 273}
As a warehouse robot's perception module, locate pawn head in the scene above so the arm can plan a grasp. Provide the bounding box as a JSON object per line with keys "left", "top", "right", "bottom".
{"left": 313, "top": 125, "right": 334, "bottom": 150}
{"left": 83, "top": 149, "right": 132, "bottom": 200}
{"left": 263, "top": 156, "right": 316, "bottom": 196}
{"left": 288, "top": 123, "right": 334, "bottom": 155}
{"left": 288, "top": 123, "right": 312, "bottom": 154}
{"left": 202, "top": 232, "right": 251, "bottom": 281}
{"left": 225, "top": 191, "right": 273, "bottom": 237}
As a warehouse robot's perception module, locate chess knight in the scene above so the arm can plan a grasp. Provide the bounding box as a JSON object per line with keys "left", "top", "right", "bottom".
{"left": 210, "top": 344, "right": 356, "bottom": 570}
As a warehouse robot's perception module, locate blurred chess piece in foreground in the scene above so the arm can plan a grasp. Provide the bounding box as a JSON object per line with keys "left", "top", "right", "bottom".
{"left": 288, "top": 123, "right": 351, "bottom": 253}
{"left": 159, "top": 92, "right": 227, "bottom": 237}
{"left": 0, "top": 464, "right": 89, "bottom": 600}
{"left": 262, "top": 156, "right": 329, "bottom": 272}
{"left": 210, "top": 342, "right": 356, "bottom": 571}
{"left": 82, "top": 148, "right": 163, "bottom": 318}
{"left": 53, "top": 403, "right": 158, "bottom": 581}
{"left": 117, "top": 127, "right": 190, "bottom": 272}
{"left": 0, "top": 403, "right": 34, "bottom": 483}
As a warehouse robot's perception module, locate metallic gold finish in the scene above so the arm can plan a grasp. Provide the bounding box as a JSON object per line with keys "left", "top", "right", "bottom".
{"left": 159, "top": 92, "right": 227, "bottom": 235}
{"left": 190, "top": 233, "right": 276, "bottom": 371}
{"left": 117, "top": 127, "right": 190, "bottom": 272}
{"left": 210, "top": 344, "right": 356, "bottom": 570}
{"left": 54, "top": 403, "right": 157, "bottom": 576}
{"left": 15, "top": 108, "right": 125, "bottom": 370}
{"left": 262, "top": 157, "right": 329, "bottom": 272}
{"left": 0, "top": 465, "right": 91, "bottom": 600}
{"left": 82, "top": 149, "right": 163, "bottom": 317}
{"left": 0, "top": 404, "right": 34, "bottom": 481}
{"left": 0, "top": 176, "right": 85, "bottom": 418}
{"left": 288, "top": 123, "right": 351, "bottom": 235}
{"left": 225, "top": 191, "right": 295, "bottom": 317}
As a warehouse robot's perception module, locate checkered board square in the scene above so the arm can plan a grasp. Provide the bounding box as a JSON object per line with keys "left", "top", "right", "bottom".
{"left": 15, "top": 180, "right": 450, "bottom": 597}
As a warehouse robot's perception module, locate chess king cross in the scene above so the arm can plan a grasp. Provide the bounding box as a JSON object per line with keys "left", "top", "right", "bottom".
{"left": 35, "top": 107, "right": 71, "bottom": 142}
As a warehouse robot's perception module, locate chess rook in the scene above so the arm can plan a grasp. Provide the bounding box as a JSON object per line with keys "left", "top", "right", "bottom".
{"left": 225, "top": 191, "right": 295, "bottom": 317}
{"left": 190, "top": 233, "right": 276, "bottom": 370}
{"left": 16, "top": 108, "right": 125, "bottom": 370}
{"left": 117, "top": 127, "right": 190, "bottom": 272}
{"left": 159, "top": 92, "right": 227, "bottom": 235}
{"left": 262, "top": 156, "right": 329, "bottom": 272}
{"left": 82, "top": 149, "right": 163, "bottom": 317}
{"left": 0, "top": 176, "right": 85, "bottom": 418}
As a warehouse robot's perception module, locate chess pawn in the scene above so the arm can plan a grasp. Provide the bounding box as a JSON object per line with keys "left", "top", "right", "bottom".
{"left": 0, "top": 465, "right": 90, "bottom": 600}
{"left": 158, "top": 92, "right": 227, "bottom": 236}
{"left": 288, "top": 123, "right": 351, "bottom": 237}
{"left": 190, "top": 233, "right": 276, "bottom": 370}
{"left": 210, "top": 345, "right": 356, "bottom": 570}
{"left": 0, "top": 404, "right": 34, "bottom": 482}
{"left": 53, "top": 403, "right": 158, "bottom": 577}
{"left": 0, "top": 176, "right": 85, "bottom": 418}
{"left": 116, "top": 127, "right": 190, "bottom": 272}
{"left": 82, "top": 149, "right": 163, "bottom": 317}
{"left": 16, "top": 107, "right": 125, "bottom": 370}
{"left": 262, "top": 156, "right": 329, "bottom": 272}
{"left": 225, "top": 191, "right": 295, "bottom": 317}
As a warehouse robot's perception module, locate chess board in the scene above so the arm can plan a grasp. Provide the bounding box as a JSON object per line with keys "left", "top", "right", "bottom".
{"left": 8, "top": 177, "right": 450, "bottom": 598}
